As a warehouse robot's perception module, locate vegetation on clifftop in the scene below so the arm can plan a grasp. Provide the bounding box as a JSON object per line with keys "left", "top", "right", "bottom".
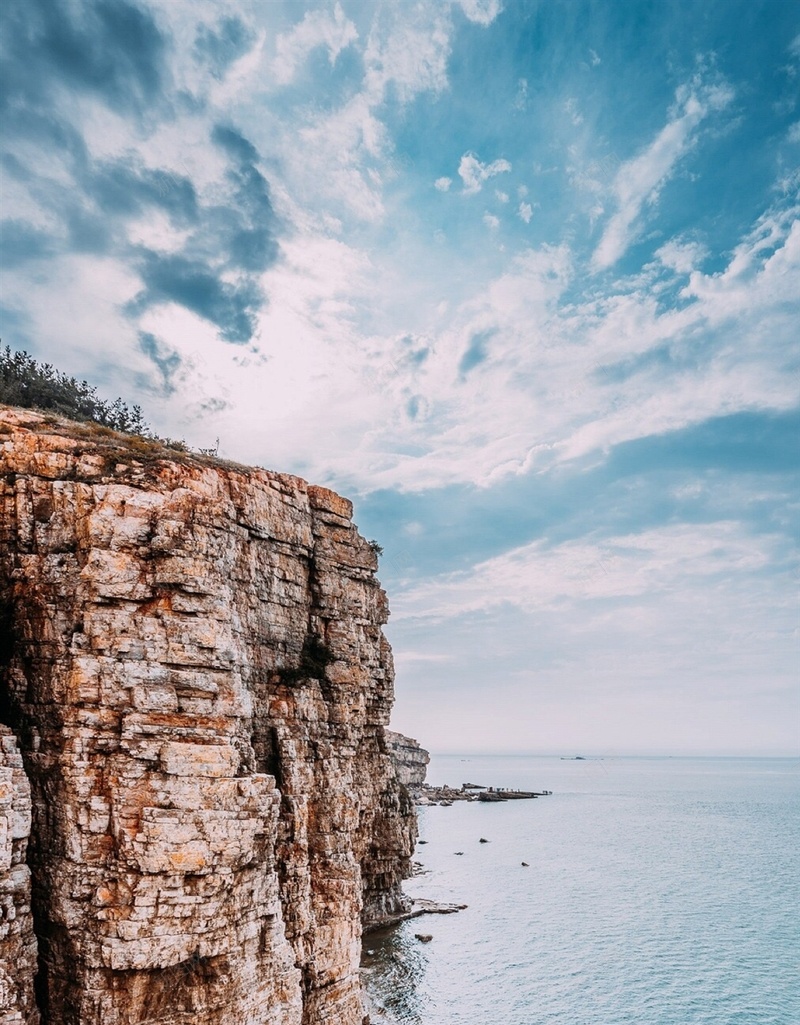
{"left": 0, "top": 344, "right": 150, "bottom": 435}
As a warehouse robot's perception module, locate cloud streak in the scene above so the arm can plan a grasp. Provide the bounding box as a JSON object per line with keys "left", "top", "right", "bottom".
{"left": 593, "top": 76, "right": 734, "bottom": 270}
{"left": 391, "top": 521, "right": 783, "bottom": 621}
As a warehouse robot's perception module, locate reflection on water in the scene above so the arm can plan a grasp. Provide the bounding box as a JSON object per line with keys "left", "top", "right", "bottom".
{"left": 361, "top": 922, "right": 426, "bottom": 1024}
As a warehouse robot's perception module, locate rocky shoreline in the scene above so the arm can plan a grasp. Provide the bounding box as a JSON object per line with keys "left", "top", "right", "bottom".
{"left": 411, "top": 782, "right": 552, "bottom": 805}
{"left": 363, "top": 896, "right": 468, "bottom": 933}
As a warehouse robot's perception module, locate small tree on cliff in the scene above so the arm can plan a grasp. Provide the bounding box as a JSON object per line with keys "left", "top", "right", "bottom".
{"left": 0, "top": 344, "right": 150, "bottom": 435}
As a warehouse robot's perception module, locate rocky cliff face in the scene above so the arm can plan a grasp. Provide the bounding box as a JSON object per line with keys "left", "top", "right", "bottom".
{"left": 384, "top": 732, "right": 430, "bottom": 789}
{"left": 0, "top": 407, "right": 416, "bottom": 1025}
{"left": 1, "top": 725, "right": 38, "bottom": 1025}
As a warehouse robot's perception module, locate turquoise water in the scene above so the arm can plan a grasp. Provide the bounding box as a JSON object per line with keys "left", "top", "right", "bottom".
{"left": 362, "top": 755, "right": 800, "bottom": 1024}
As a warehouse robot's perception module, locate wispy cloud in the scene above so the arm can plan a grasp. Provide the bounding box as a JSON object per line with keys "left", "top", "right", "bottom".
{"left": 311, "top": 196, "right": 796, "bottom": 493}
{"left": 363, "top": 3, "right": 452, "bottom": 101}
{"left": 392, "top": 521, "right": 782, "bottom": 621}
{"left": 272, "top": 2, "right": 357, "bottom": 85}
{"left": 273, "top": 3, "right": 455, "bottom": 224}
{"left": 194, "top": 15, "right": 256, "bottom": 81}
{"left": 593, "top": 75, "right": 734, "bottom": 270}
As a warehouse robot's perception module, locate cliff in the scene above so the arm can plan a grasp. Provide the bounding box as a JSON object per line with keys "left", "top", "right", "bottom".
{"left": 1, "top": 725, "right": 38, "bottom": 1024}
{"left": 0, "top": 407, "right": 416, "bottom": 1025}
{"left": 384, "top": 732, "right": 429, "bottom": 789}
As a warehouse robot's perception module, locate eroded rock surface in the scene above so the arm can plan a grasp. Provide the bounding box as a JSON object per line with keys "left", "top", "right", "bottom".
{"left": 0, "top": 407, "right": 416, "bottom": 1025}
{"left": 0, "top": 725, "right": 38, "bottom": 1025}
{"left": 385, "top": 732, "right": 430, "bottom": 789}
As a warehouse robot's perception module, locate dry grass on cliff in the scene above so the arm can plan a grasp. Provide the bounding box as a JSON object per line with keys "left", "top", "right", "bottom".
{"left": 1, "top": 405, "right": 259, "bottom": 478}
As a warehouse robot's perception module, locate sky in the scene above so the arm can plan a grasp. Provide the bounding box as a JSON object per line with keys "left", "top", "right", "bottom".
{"left": 1, "top": 0, "right": 798, "bottom": 756}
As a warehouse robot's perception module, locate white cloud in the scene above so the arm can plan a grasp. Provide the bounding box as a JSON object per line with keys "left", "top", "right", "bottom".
{"left": 787, "top": 121, "right": 800, "bottom": 143}
{"left": 495, "top": 190, "right": 509, "bottom": 203}
{"left": 593, "top": 75, "right": 734, "bottom": 270}
{"left": 458, "top": 152, "right": 512, "bottom": 194}
{"left": 273, "top": 2, "right": 358, "bottom": 85}
{"left": 655, "top": 238, "right": 707, "bottom": 274}
{"left": 388, "top": 525, "right": 798, "bottom": 753}
{"left": 393, "top": 650, "right": 454, "bottom": 664}
{"left": 270, "top": 3, "right": 455, "bottom": 223}
{"left": 457, "top": 0, "right": 504, "bottom": 26}
{"left": 513, "top": 77, "right": 528, "bottom": 111}
{"left": 392, "top": 522, "right": 779, "bottom": 622}
{"left": 363, "top": 4, "right": 451, "bottom": 102}
{"left": 313, "top": 196, "right": 797, "bottom": 492}
{"left": 5, "top": 4, "right": 797, "bottom": 506}
{"left": 435, "top": 176, "right": 453, "bottom": 191}
{"left": 291, "top": 93, "right": 388, "bottom": 222}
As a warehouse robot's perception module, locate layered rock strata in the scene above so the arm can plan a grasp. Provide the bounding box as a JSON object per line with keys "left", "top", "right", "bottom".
{"left": 0, "top": 725, "right": 38, "bottom": 1025}
{"left": 0, "top": 407, "right": 416, "bottom": 1025}
{"left": 384, "top": 732, "right": 429, "bottom": 789}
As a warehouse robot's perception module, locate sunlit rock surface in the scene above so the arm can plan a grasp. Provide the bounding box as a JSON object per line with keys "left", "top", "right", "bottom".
{"left": 0, "top": 725, "right": 38, "bottom": 1025}
{"left": 385, "top": 731, "right": 430, "bottom": 789}
{"left": 0, "top": 407, "right": 416, "bottom": 1025}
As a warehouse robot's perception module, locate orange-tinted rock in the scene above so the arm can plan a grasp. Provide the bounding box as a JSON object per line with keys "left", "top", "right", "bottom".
{"left": 0, "top": 407, "right": 416, "bottom": 1025}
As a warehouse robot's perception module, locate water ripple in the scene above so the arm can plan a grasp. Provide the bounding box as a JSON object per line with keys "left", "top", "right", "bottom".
{"left": 363, "top": 757, "right": 800, "bottom": 1025}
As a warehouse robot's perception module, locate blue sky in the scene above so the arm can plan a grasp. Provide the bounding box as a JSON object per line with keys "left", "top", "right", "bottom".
{"left": 1, "top": 0, "right": 798, "bottom": 754}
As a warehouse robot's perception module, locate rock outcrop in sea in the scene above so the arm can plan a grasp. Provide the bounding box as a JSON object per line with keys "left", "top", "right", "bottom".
{"left": 0, "top": 407, "right": 417, "bottom": 1025}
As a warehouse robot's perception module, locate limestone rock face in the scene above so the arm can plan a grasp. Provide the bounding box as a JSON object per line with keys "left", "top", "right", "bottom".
{"left": 0, "top": 408, "right": 416, "bottom": 1025}
{"left": 0, "top": 725, "right": 39, "bottom": 1025}
{"left": 384, "top": 732, "right": 430, "bottom": 789}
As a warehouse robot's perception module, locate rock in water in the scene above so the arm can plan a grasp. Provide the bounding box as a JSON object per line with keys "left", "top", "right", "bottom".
{"left": 0, "top": 407, "right": 418, "bottom": 1025}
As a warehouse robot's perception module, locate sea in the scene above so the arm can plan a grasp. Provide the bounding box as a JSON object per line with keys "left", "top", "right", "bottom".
{"left": 361, "top": 754, "right": 800, "bottom": 1025}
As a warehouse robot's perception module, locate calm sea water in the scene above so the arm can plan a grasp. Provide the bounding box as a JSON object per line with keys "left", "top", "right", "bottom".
{"left": 362, "top": 755, "right": 800, "bottom": 1025}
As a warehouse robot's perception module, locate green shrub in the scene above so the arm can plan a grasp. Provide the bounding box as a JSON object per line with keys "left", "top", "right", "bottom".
{"left": 0, "top": 344, "right": 150, "bottom": 435}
